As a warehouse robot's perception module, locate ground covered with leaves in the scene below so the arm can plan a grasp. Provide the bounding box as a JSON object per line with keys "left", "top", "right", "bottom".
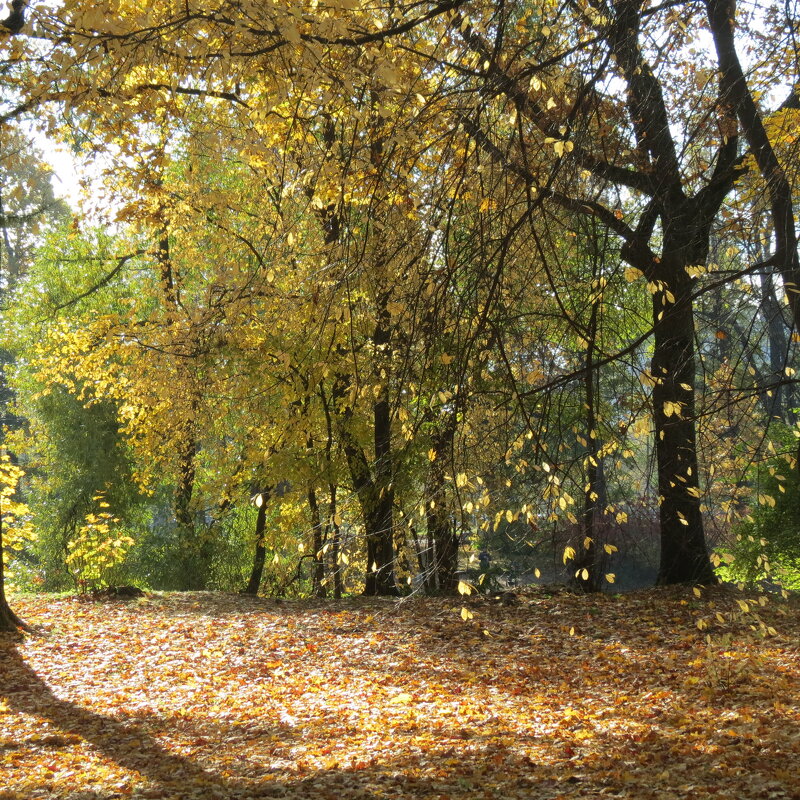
{"left": 1, "top": 587, "right": 799, "bottom": 800}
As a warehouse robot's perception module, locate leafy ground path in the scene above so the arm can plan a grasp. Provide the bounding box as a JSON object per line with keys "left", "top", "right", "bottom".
{"left": 1, "top": 587, "right": 799, "bottom": 799}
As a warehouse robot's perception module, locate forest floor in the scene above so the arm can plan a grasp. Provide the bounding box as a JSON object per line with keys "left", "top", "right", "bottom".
{"left": 1, "top": 587, "right": 799, "bottom": 800}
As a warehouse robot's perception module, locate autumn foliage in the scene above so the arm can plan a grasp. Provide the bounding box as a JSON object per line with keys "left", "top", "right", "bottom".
{"left": 2, "top": 588, "right": 799, "bottom": 799}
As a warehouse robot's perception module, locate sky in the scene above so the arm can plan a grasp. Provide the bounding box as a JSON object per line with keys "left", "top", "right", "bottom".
{"left": 34, "top": 133, "right": 83, "bottom": 208}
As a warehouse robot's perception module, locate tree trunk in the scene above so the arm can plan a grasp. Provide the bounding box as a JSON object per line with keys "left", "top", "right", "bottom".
{"left": 410, "top": 524, "right": 435, "bottom": 595}
{"left": 707, "top": 0, "right": 800, "bottom": 334}
{"left": 0, "top": 497, "right": 29, "bottom": 633}
{"left": 456, "top": 1, "right": 726, "bottom": 588}
{"left": 340, "top": 431, "right": 398, "bottom": 596}
{"left": 335, "top": 360, "right": 398, "bottom": 596}
{"left": 243, "top": 491, "right": 269, "bottom": 596}
{"left": 174, "top": 425, "right": 207, "bottom": 589}
{"left": 652, "top": 248, "right": 717, "bottom": 585}
{"left": 572, "top": 300, "right": 607, "bottom": 593}
{"left": 363, "top": 479, "right": 397, "bottom": 596}
{"left": 426, "top": 424, "right": 459, "bottom": 594}
{"left": 365, "top": 299, "right": 398, "bottom": 596}
{"left": 328, "top": 484, "right": 343, "bottom": 599}
{"left": 308, "top": 486, "right": 327, "bottom": 597}
{"left": 427, "top": 483, "right": 458, "bottom": 594}
{"left": 760, "top": 270, "right": 795, "bottom": 422}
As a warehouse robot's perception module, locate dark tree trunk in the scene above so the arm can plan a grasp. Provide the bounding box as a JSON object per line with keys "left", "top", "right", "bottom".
{"left": 572, "top": 300, "right": 606, "bottom": 592}
{"left": 340, "top": 432, "right": 398, "bottom": 596}
{"left": 604, "top": 3, "right": 728, "bottom": 586}
{"left": 707, "top": 0, "right": 800, "bottom": 466}
{"left": 707, "top": 0, "right": 800, "bottom": 331}
{"left": 365, "top": 300, "right": 398, "bottom": 596}
{"left": 410, "top": 524, "right": 435, "bottom": 595}
{"left": 316, "top": 389, "right": 343, "bottom": 598}
{"left": 243, "top": 491, "right": 269, "bottom": 596}
{"left": 308, "top": 486, "right": 327, "bottom": 597}
{"left": 335, "top": 327, "right": 398, "bottom": 597}
{"left": 426, "top": 424, "right": 459, "bottom": 594}
{"left": 174, "top": 425, "right": 208, "bottom": 589}
{"left": 760, "top": 270, "right": 795, "bottom": 422}
{"left": 652, "top": 242, "right": 717, "bottom": 585}
{"left": 363, "top": 480, "right": 397, "bottom": 596}
{"left": 174, "top": 431, "right": 196, "bottom": 537}
{"left": 328, "top": 484, "right": 343, "bottom": 599}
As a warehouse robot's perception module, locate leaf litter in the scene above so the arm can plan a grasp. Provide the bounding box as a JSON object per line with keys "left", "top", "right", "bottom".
{"left": 1, "top": 586, "right": 799, "bottom": 800}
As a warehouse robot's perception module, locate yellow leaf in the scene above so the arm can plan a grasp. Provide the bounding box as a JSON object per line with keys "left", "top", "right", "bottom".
{"left": 389, "top": 693, "right": 414, "bottom": 705}
{"left": 624, "top": 267, "right": 644, "bottom": 282}
{"left": 563, "top": 546, "right": 576, "bottom": 564}
{"left": 457, "top": 580, "right": 472, "bottom": 596}
{"left": 605, "top": 573, "right": 615, "bottom": 583}
{"left": 460, "top": 606, "right": 473, "bottom": 621}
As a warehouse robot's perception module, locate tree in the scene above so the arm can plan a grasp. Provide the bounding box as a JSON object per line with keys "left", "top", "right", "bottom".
{"left": 0, "top": 118, "right": 68, "bottom": 627}
{"left": 440, "top": 0, "right": 774, "bottom": 584}
{"left": 0, "top": 451, "right": 32, "bottom": 631}
{"left": 5, "top": 0, "right": 800, "bottom": 598}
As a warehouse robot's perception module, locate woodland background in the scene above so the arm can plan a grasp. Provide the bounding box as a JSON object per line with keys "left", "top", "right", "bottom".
{"left": 1, "top": 0, "right": 800, "bottom": 615}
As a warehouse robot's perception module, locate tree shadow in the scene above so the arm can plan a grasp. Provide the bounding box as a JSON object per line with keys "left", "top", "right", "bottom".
{"left": 3, "top": 589, "right": 798, "bottom": 799}
{"left": 1, "top": 628, "right": 570, "bottom": 800}
{"left": 1, "top": 634, "right": 293, "bottom": 797}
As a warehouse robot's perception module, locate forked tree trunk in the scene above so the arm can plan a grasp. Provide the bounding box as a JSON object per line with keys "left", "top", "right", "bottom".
{"left": 336, "top": 363, "right": 398, "bottom": 597}
{"left": 340, "top": 432, "right": 398, "bottom": 596}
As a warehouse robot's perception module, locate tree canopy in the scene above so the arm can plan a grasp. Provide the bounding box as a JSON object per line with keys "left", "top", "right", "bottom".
{"left": 1, "top": 0, "right": 800, "bottom": 625}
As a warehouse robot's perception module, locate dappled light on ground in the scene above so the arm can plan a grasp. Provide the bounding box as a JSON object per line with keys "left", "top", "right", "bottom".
{"left": 1, "top": 588, "right": 799, "bottom": 799}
